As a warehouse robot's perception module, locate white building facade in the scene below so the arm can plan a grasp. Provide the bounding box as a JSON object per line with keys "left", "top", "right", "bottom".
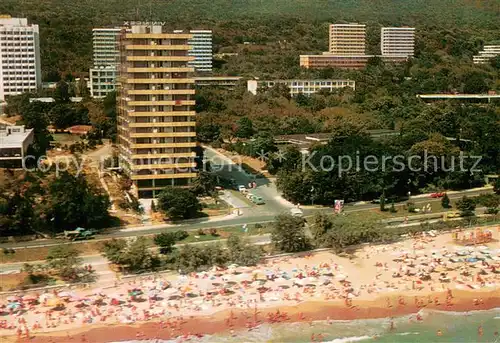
{"left": 188, "top": 30, "right": 212, "bottom": 73}
{"left": 247, "top": 79, "right": 356, "bottom": 96}
{"left": 473, "top": 45, "right": 500, "bottom": 64}
{"left": 0, "top": 16, "right": 41, "bottom": 102}
{"left": 89, "top": 27, "right": 121, "bottom": 98}
{"left": 329, "top": 23, "right": 366, "bottom": 55}
{"left": 381, "top": 27, "right": 415, "bottom": 57}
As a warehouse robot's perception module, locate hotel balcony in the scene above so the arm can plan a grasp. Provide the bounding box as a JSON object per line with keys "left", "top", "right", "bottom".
{"left": 130, "top": 142, "right": 197, "bottom": 149}
{"left": 130, "top": 172, "right": 197, "bottom": 181}
{"left": 125, "top": 45, "right": 191, "bottom": 51}
{"left": 129, "top": 132, "right": 196, "bottom": 138}
{"left": 129, "top": 121, "right": 196, "bottom": 128}
{"left": 126, "top": 56, "right": 195, "bottom": 62}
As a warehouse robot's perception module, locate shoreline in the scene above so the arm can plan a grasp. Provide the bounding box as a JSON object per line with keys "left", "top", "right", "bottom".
{"left": 10, "top": 289, "right": 499, "bottom": 343}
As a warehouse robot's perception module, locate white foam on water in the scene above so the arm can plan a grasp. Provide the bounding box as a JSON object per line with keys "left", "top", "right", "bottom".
{"left": 323, "top": 335, "right": 372, "bottom": 343}
{"left": 396, "top": 332, "right": 420, "bottom": 336}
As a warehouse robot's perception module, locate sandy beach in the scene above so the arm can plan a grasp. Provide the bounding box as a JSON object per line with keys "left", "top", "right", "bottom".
{"left": 1, "top": 227, "right": 499, "bottom": 342}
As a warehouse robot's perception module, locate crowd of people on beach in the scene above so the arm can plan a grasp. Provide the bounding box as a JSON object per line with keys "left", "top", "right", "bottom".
{"left": 0, "top": 229, "right": 499, "bottom": 341}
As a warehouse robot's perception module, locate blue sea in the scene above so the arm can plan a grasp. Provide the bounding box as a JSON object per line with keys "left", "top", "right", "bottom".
{"left": 115, "top": 308, "right": 500, "bottom": 343}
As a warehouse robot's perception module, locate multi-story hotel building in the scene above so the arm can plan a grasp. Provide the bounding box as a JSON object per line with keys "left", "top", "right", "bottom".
{"left": 117, "top": 24, "right": 198, "bottom": 199}
{"left": 473, "top": 45, "right": 500, "bottom": 64}
{"left": 187, "top": 30, "right": 212, "bottom": 73}
{"left": 381, "top": 27, "right": 415, "bottom": 57}
{"left": 247, "top": 79, "right": 355, "bottom": 96}
{"left": 0, "top": 16, "right": 41, "bottom": 102}
{"left": 329, "top": 23, "right": 366, "bottom": 55}
{"left": 89, "top": 28, "right": 121, "bottom": 98}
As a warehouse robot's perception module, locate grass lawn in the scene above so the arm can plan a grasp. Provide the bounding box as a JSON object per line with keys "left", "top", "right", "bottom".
{"left": 51, "top": 133, "right": 82, "bottom": 145}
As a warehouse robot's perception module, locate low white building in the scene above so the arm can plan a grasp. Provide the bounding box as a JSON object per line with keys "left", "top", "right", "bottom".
{"left": 247, "top": 79, "right": 356, "bottom": 96}
{"left": 0, "top": 125, "right": 34, "bottom": 168}
{"left": 473, "top": 45, "right": 500, "bottom": 64}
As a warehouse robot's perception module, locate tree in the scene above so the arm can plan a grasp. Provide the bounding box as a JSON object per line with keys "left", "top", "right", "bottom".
{"left": 235, "top": 116, "right": 254, "bottom": 138}
{"left": 310, "top": 212, "right": 332, "bottom": 246}
{"left": 151, "top": 200, "right": 156, "bottom": 212}
{"left": 157, "top": 187, "right": 202, "bottom": 220}
{"left": 101, "top": 237, "right": 159, "bottom": 272}
{"left": 46, "top": 245, "right": 83, "bottom": 281}
{"left": 191, "top": 171, "right": 217, "bottom": 196}
{"left": 494, "top": 179, "right": 500, "bottom": 195}
{"left": 379, "top": 193, "right": 386, "bottom": 212}
{"left": 45, "top": 172, "right": 111, "bottom": 233}
{"left": 154, "top": 232, "right": 177, "bottom": 254}
{"left": 226, "top": 235, "right": 262, "bottom": 266}
{"left": 196, "top": 122, "right": 221, "bottom": 143}
{"left": 101, "top": 239, "right": 127, "bottom": 265}
{"left": 124, "top": 237, "right": 159, "bottom": 272}
{"left": 54, "top": 80, "right": 70, "bottom": 103}
{"left": 271, "top": 214, "right": 309, "bottom": 253}
{"left": 462, "top": 72, "right": 489, "bottom": 94}
{"left": 456, "top": 196, "right": 476, "bottom": 217}
{"left": 389, "top": 201, "right": 397, "bottom": 213}
{"left": 441, "top": 193, "right": 451, "bottom": 209}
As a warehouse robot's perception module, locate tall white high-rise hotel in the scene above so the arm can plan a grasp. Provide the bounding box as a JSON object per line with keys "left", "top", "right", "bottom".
{"left": 0, "top": 16, "right": 41, "bottom": 102}
{"left": 381, "top": 27, "right": 415, "bottom": 57}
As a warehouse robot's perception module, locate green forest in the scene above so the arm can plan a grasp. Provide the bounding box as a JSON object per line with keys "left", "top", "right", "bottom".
{"left": 0, "top": 0, "right": 498, "bottom": 79}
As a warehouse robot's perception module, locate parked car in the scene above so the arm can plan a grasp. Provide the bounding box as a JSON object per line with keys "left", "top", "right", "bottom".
{"left": 238, "top": 185, "right": 247, "bottom": 193}
{"left": 431, "top": 192, "right": 445, "bottom": 198}
{"left": 250, "top": 195, "right": 265, "bottom": 205}
{"left": 371, "top": 198, "right": 388, "bottom": 204}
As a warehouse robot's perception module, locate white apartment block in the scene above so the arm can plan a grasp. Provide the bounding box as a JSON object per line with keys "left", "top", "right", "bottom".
{"left": 247, "top": 79, "right": 356, "bottom": 96}
{"left": 381, "top": 27, "right": 415, "bottom": 57}
{"left": 188, "top": 30, "right": 212, "bottom": 73}
{"left": 0, "top": 16, "right": 41, "bottom": 102}
{"left": 89, "top": 27, "right": 121, "bottom": 98}
{"left": 92, "top": 28, "right": 121, "bottom": 66}
{"left": 473, "top": 45, "right": 500, "bottom": 64}
{"left": 329, "top": 23, "right": 366, "bottom": 55}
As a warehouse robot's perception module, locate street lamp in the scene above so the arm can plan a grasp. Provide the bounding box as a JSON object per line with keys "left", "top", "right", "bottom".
{"left": 310, "top": 186, "right": 315, "bottom": 206}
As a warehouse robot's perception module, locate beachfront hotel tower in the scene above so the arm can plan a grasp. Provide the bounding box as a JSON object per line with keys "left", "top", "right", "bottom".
{"left": 188, "top": 30, "right": 213, "bottom": 73}
{"left": 381, "top": 27, "right": 415, "bottom": 57}
{"left": 0, "top": 16, "right": 41, "bottom": 102}
{"left": 117, "top": 24, "right": 198, "bottom": 199}
{"left": 328, "top": 23, "right": 366, "bottom": 55}
{"left": 89, "top": 27, "right": 121, "bottom": 98}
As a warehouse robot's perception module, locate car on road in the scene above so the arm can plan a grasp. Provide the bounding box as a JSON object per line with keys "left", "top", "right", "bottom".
{"left": 238, "top": 185, "right": 247, "bottom": 193}
{"left": 431, "top": 192, "right": 446, "bottom": 198}
{"left": 371, "top": 198, "right": 388, "bottom": 204}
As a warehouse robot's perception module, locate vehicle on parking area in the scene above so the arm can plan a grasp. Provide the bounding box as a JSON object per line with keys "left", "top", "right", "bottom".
{"left": 238, "top": 185, "right": 247, "bottom": 193}
{"left": 431, "top": 192, "right": 446, "bottom": 198}
{"left": 250, "top": 195, "right": 265, "bottom": 205}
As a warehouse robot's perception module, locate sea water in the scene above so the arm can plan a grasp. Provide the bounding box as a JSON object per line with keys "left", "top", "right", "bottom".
{"left": 115, "top": 308, "right": 500, "bottom": 343}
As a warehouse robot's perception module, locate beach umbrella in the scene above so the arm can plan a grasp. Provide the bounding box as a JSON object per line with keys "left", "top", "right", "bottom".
{"left": 335, "top": 274, "right": 347, "bottom": 281}
{"left": 6, "top": 302, "right": 21, "bottom": 310}
{"left": 6, "top": 296, "right": 20, "bottom": 302}
{"left": 57, "top": 291, "right": 72, "bottom": 298}
{"left": 22, "top": 295, "right": 37, "bottom": 302}
{"left": 39, "top": 293, "right": 55, "bottom": 302}
{"left": 46, "top": 298, "right": 64, "bottom": 307}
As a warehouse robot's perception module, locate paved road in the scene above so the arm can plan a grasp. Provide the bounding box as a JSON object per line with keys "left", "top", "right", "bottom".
{"left": 0, "top": 234, "right": 272, "bottom": 274}
{"left": 0, "top": 188, "right": 489, "bottom": 250}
